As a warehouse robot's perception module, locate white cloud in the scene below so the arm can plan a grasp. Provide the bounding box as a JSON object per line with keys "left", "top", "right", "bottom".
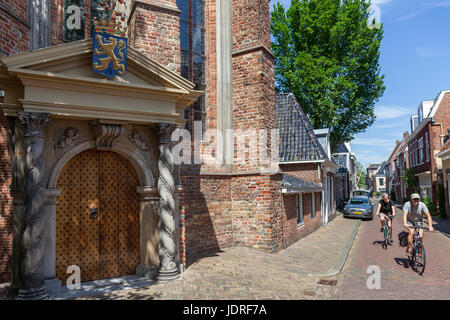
{"left": 397, "top": 1, "right": 450, "bottom": 21}
{"left": 371, "top": 0, "right": 393, "bottom": 4}
{"left": 352, "top": 138, "right": 397, "bottom": 148}
{"left": 375, "top": 105, "right": 411, "bottom": 120}
{"left": 373, "top": 123, "right": 401, "bottom": 129}
{"left": 416, "top": 48, "right": 450, "bottom": 58}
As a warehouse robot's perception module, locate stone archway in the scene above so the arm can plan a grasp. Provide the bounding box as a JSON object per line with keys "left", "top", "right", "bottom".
{"left": 42, "top": 139, "right": 161, "bottom": 290}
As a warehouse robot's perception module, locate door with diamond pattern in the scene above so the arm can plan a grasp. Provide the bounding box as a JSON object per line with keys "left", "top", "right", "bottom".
{"left": 55, "top": 149, "right": 140, "bottom": 283}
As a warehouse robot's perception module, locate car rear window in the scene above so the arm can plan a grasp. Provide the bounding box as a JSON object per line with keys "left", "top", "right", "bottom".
{"left": 349, "top": 199, "right": 369, "bottom": 205}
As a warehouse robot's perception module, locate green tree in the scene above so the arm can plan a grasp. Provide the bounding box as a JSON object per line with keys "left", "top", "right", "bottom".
{"left": 402, "top": 168, "right": 419, "bottom": 193}
{"left": 271, "top": 0, "right": 385, "bottom": 152}
{"left": 356, "top": 161, "right": 366, "bottom": 189}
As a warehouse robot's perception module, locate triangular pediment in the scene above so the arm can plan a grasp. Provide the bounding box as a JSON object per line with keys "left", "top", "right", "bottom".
{"left": 0, "top": 38, "right": 195, "bottom": 92}
{"left": 0, "top": 39, "right": 202, "bottom": 124}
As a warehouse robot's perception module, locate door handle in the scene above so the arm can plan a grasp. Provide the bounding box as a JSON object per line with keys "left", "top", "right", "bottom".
{"left": 90, "top": 208, "right": 98, "bottom": 220}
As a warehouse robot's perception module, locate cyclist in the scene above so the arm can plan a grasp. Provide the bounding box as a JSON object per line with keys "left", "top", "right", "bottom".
{"left": 403, "top": 193, "right": 434, "bottom": 255}
{"left": 375, "top": 193, "right": 395, "bottom": 243}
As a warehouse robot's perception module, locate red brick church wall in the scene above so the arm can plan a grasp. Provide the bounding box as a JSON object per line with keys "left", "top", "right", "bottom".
{"left": 0, "top": 0, "right": 29, "bottom": 284}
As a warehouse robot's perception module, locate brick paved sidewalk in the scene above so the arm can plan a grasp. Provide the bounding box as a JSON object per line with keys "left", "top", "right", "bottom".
{"left": 0, "top": 214, "right": 361, "bottom": 300}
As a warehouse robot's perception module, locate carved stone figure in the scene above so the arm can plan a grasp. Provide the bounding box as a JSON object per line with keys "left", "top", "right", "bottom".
{"left": 128, "top": 131, "right": 149, "bottom": 151}
{"left": 55, "top": 127, "right": 79, "bottom": 149}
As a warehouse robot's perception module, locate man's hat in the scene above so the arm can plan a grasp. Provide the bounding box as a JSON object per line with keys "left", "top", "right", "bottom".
{"left": 410, "top": 193, "right": 420, "bottom": 199}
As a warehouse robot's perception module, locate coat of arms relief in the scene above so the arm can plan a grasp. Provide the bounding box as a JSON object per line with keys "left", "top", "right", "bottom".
{"left": 91, "top": 0, "right": 129, "bottom": 78}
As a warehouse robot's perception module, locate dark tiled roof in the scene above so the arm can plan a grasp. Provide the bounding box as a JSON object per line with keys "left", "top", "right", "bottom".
{"left": 276, "top": 93, "right": 329, "bottom": 162}
{"left": 282, "top": 174, "right": 323, "bottom": 193}
{"left": 335, "top": 143, "right": 350, "bottom": 153}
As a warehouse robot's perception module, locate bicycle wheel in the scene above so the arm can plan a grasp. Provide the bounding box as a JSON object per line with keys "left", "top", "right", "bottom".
{"left": 414, "top": 245, "right": 426, "bottom": 275}
{"left": 383, "top": 226, "right": 388, "bottom": 249}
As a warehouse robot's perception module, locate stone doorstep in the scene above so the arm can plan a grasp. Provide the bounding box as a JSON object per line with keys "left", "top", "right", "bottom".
{"left": 50, "top": 275, "right": 161, "bottom": 300}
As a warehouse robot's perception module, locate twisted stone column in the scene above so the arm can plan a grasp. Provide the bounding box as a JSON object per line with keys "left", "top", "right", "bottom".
{"left": 17, "top": 112, "right": 50, "bottom": 300}
{"left": 156, "top": 123, "right": 180, "bottom": 282}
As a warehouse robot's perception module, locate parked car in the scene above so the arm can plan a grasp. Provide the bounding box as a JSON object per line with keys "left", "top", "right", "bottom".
{"left": 343, "top": 196, "right": 373, "bottom": 220}
{"left": 353, "top": 189, "right": 371, "bottom": 199}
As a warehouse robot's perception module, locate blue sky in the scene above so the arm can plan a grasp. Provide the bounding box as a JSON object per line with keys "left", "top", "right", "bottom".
{"left": 270, "top": 0, "right": 450, "bottom": 167}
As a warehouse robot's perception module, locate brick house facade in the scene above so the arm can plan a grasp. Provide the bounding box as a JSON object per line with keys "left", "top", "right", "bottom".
{"left": 404, "top": 92, "right": 450, "bottom": 208}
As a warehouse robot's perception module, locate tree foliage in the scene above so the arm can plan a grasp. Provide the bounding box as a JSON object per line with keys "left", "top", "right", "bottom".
{"left": 402, "top": 167, "right": 419, "bottom": 193}
{"left": 271, "top": 0, "right": 385, "bottom": 152}
{"left": 356, "top": 161, "right": 366, "bottom": 189}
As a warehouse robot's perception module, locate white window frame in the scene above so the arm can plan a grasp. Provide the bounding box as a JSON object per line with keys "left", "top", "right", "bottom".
{"left": 418, "top": 137, "right": 424, "bottom": 164}
{"left": 297, "top": 193, "right": 304, "bottom": 226}
{"left": 425, "top": 132, "right": 430, "bottom": 162}
{"left": 311, "top": 192, "right": 315, "bottom": 219}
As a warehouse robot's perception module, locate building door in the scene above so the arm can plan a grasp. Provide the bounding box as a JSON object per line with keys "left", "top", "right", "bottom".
{"left": 55, "top": 150, "right": 140, "bottom": 283}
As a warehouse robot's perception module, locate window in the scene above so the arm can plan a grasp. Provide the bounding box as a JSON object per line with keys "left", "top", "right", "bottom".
{"left": 425, "top": 132, "right": 430, "bottom": 162}
{"left": 418, "top": 137, "right": 424, "bottom": 164}
{"left": 177, "top": 0, "right": 206, "bottom": 134}
{"left": 296, "top": 194, "right": 303, "bottom": 226}
{"left": 349, "top": 199, "right": 370, "bottom": 205}
{"left": 379, "top": 178, "right": 384, "bottom": 186}
{"left": 311, "top": 193, "right": 315, "bottom": 219}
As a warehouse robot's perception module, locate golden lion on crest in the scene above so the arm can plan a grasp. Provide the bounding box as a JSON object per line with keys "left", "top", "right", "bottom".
{"left": 93, "top": 34, "right": 126, "bottom": 76}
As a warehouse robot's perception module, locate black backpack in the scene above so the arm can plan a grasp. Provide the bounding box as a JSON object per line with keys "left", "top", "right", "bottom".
{"left": 398, "top": 231, "right": 409, "bottom": 247}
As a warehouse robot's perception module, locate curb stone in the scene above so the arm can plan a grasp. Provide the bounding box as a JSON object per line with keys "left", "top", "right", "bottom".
{"left": 308, "top": 218, "right": 361, "bottom": 277}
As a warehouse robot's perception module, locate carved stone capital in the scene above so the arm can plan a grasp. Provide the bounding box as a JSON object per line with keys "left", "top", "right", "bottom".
{"left": 157, "top": 123, "right": 179, "bottom": 145}
{"left": 18, "top": 112, "right": 50, "bottom": 138}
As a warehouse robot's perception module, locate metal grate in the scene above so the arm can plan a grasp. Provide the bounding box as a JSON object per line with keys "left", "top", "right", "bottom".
{"left": 317, "top": 279, "right": 337, "bottom": 286}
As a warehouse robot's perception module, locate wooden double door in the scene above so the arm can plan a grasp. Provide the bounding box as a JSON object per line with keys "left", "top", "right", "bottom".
{"left": 56, "top": 150, "right": 140, "bottom": 283}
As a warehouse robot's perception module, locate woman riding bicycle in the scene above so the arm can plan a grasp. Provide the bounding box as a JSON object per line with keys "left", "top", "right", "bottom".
{"left": 375, "top": 193, "right": 395, "bottom": 244}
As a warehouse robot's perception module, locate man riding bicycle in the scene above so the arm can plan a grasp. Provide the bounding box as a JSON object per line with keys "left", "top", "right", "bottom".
{"left": 375, "top": 193, "right": 395, "bottom": 243}
{"left": 403, "top": 193, "right": 434, "bottom": 255}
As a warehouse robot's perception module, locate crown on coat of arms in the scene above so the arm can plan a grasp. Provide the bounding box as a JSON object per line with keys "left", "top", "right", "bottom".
{"left": 92, "top": 17, "right": 127, "bottom": 37}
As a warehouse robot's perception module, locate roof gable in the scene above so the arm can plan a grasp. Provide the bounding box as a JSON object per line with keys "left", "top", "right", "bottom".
{"left": 276, "top": 93, "right": 328, "bottom": 162}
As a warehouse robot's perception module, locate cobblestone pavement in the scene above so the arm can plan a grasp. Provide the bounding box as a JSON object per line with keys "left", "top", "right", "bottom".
{"left": 334, "top": 206, "right": 450, "bottom": 300}
{"left": 67, "top": 214, "right": 358, "bottom": 300}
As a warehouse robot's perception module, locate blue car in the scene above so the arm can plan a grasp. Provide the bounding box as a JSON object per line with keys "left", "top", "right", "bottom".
{"left": 343, "top": 196, "right": 373, "bottom": 220}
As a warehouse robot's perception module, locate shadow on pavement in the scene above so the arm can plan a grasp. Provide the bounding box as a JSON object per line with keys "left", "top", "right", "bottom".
{"left": 394, "top": 257, "right": 410, "bottom": 269}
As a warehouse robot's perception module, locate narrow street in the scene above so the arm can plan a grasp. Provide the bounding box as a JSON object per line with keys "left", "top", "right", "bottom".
{"left": 334, "top": 202, "right": 450, "bottom": 299}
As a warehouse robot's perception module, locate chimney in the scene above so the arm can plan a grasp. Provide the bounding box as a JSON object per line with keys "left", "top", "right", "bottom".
{"left": 403, "top": 131, "right": 409, "bottom": 140}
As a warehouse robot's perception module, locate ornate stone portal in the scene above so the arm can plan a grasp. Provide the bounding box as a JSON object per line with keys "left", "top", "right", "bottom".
{"left": 156, "top": 123, "right": 180, "bottom": 282}
{"left": 17, "top": 112, "right": 51, "bottom": 300}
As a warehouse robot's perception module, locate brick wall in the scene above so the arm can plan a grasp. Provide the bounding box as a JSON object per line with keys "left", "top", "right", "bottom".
{"left": 231, "top": 174, "right": 283, "bottom": 252}
{"left": 0, "top": 1, "right": 27, "bottom": 283}
{"left": 0, "top": 107, "right": 13, "bottom": 283}
{"left": 282, "top": 192, "right": 321, "bottom": 248}
{"left": 280, "top": 163, "right": 321, "bottom": 183}
{"left": 0, "top": 0, "right": 29, "bottom": 56}
{"left": 181, "top": 175, "right": 233, "bottom": 263}
{"left": 129, "top": 0, "right": 181, "bottom": 72}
